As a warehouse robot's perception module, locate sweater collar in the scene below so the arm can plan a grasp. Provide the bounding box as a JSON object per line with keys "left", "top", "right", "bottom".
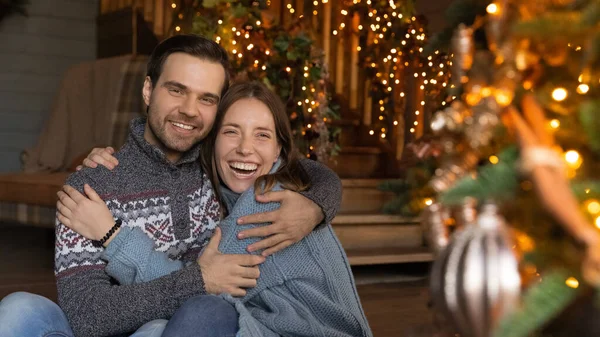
{"left": 127, "top": 117, "right": 203, "bottom": 168}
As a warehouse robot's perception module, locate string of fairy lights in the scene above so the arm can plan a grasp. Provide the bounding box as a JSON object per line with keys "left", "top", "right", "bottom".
{"left": 169, "top": 0, "right": 452, "bottom": 145}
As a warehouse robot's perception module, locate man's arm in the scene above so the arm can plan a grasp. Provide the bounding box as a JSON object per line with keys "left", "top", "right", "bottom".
{"left": 298, "top": 158, "right": 342, "bottom": 224}
{"left": 55, "top": 171, "right": 206, "bottom": 337}
{"left": 235, "top": 158, "right": 342, "bottom": 256}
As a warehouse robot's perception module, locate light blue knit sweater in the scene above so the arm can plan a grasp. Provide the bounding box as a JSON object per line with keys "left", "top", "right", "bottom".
{"left": 101, "top": 166, "right": 372, "bottom": 337}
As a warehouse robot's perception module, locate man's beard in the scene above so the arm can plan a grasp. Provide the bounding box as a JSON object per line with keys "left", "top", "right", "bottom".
{"left": 147, "top": 106, "right": 206, "bottom": 155}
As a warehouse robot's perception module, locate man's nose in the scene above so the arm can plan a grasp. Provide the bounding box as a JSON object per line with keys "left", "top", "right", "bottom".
{"left": 179, "top": 96, "right": 198, "bottom": 117}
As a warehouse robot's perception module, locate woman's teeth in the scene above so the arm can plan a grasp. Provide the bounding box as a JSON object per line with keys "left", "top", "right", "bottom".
{"left": 230, "top": 162, "right": 258, "bottom": 171}
{"left": 171, "top": 122, "right": 194, "bottom": 130}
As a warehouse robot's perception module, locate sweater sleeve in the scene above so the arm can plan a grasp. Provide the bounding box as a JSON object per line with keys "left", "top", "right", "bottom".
{"left": 102, "top": 226, "right": 184, "bottom": 284}
{"left": 55, "top": 171, "right": 206, "bottom": 337}
{"left": 218, "top": 186, "right": 283, "bottom": 255}
{"left": 298, "top": 158, "right": 342, "bottom": 224}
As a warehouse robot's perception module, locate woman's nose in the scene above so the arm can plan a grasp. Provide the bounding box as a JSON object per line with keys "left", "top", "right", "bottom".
{"left": 236, "top": 137, "right": 253, "bottom": 155}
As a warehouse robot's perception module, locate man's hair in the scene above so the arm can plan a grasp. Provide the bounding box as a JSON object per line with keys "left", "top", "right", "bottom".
{"left": 201, "top": 81, "right": 311, "bottom": 213}
{"left": 146, "top": 34, "right": 231, "bottom": 96}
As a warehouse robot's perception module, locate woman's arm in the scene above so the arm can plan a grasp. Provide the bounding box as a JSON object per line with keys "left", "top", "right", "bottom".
{"left": 102, "top": 226, "right": 184, "bottom": 284}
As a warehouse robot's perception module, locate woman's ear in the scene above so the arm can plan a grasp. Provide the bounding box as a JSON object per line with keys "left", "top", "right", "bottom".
{"left": 274, "top": 146, "right": 282, "bottom": 163}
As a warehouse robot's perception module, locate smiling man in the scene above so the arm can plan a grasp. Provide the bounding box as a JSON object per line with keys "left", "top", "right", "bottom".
{"left": 0, "top": 34, "right": 342, "bottom": 337}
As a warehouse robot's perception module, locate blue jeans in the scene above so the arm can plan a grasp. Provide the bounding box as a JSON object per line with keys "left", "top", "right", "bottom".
{"left": 0, "top": 292, "right": 166, "bottom": 337}
{"left": 161, "top": 295, "right": 239, "bottom": 337}
{"left": 0, "top": 292, "right": 238, "bottom": 337}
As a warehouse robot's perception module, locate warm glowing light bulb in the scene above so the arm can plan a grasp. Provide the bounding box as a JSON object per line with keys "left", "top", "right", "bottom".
{"left": 424, "top": 198, "right": 433, "bottom": 206}
{"left": 369, "top": 130, "right": 375, "bottom": 135}
{"left": 175, "top": 26, "right": 181, "bottom": 32}
{"left": 550, "top": 119, "right": 560, "bottom": 129}
{"left": 577, "top": 84, "right": 590, "bottom": 94}
{"left": 564, "top": 150, "right": 582, "bottom": 169}
{"left": 552, "top": 88, "right": 568, "bottom": 101}
{"left": 586, "top": 200, "right": 600, "bottom": 214}
{"left": 486, "top": 3, "right": 498, "bottom": 14}
{"left": 171, "top": 3, "right": 177, "bottom": 8}
{"left": 489, "top": 155, "right": 499, "bottom": 164}
{"left": 595, "top": 216, "right": 600, "bottom": 229}
{"left": 565, "top": 277, "right": 579, "bottom": 289}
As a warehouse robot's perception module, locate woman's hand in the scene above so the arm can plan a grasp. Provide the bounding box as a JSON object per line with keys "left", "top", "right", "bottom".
{"left": 76, "top": 147, "right": 120, "bottom": 171}
{"left": 57, "top": 184, "right": 118, "bottom": 246}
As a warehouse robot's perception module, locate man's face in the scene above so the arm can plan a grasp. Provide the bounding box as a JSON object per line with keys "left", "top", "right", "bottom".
{"left": 142, "top": 52, "right": 226, "bottom": 162}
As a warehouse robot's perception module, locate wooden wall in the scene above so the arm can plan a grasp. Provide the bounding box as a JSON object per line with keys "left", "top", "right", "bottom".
{"left": 0, "top": 0, "right": 99, "bottom": 172}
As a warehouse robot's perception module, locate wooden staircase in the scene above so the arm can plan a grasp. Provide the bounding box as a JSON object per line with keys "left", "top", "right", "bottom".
{"left": 334, "top": 179, "right": 434, "bottom": 266}
{"left": 323, "top": 115, "right": 433, "bottom": 266}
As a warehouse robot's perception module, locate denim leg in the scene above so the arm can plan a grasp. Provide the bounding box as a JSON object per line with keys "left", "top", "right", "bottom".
{"left": 0, "top": 292, "right": 74, "bottom": 337}
{"left": 161, "top": 295, "right": 239, "bottom": 337}
{"left": 129, "top": 319, "right": 168, "bottom": 337}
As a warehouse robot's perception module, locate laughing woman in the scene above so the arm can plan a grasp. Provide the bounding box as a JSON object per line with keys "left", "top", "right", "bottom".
{"left": 57, "top": 81, "right": 373, "bottom": 337}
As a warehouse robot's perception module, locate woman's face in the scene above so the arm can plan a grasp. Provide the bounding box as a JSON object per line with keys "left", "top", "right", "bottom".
{"left": 215, "top": 97, "right": 282, "bottom": 193}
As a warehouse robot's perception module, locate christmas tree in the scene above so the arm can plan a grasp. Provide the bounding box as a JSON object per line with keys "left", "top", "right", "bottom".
{"left": 401, "top": 0, "right": 600, "bottom": 336}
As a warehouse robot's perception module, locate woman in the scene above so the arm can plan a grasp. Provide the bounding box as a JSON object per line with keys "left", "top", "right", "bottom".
{"left": 57, "top": 81, "right": 373, "bottom": 337}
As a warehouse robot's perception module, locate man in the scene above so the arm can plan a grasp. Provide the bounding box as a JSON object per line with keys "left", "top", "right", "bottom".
{"left": 0, "top": 34, "right": 341, "bottom": 337}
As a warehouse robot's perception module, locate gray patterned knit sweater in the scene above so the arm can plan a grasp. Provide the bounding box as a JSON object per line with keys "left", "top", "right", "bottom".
{"left": 54, "top": 118, "right": 342, "bottom": 337}
{"left": 103, "top": 161, "right": 372, "bottom": 337}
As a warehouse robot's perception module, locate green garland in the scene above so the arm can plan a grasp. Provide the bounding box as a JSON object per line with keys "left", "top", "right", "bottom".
{"left": 169, "top": 0, "right": 340, "bottom": 160}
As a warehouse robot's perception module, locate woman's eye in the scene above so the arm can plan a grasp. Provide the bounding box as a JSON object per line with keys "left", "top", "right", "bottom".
{"left": 257, "top": 133, "right": 271, "bottom": 138}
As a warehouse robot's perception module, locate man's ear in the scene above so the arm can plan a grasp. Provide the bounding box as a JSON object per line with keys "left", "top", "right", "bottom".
{"left": 142, "top": 76, "right": 153, "bottom": 106}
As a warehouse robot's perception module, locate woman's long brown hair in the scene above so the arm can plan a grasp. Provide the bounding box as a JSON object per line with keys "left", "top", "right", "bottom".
{"left": 201, "top": 81, "right": 311, "bottom": 214}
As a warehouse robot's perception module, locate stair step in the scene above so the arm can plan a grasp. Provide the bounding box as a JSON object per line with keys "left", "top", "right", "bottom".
{"left": 333, "top": 214, "right": 417, "bottom": 225}
{"left": 340, "top": 179, "right": 396, "bottom": 214}
{"left": 328, "top": 146, "right": 384, "bottom": 179}
{"left": 333, "top": 220, "right": 423, "bottom": 251}
{"left": 346, "top": 247, "right": 434, "bottom": 266}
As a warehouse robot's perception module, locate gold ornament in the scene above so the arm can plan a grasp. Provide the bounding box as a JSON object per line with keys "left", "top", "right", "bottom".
{"left": 430, "top": 149, "right": 480, "bottom": 193}
{"left": 485, "top": 0, "right": 513, "bottom": 55}
{"left": 451, "top": 24, "right": 475, "bottom": 90}
{"left": 464, "top": 97, "right": 501, "bottom": 149}
{"left": 431, "top": 101, "right": 472, "bottom": 135}
{"left": 541, "top": 41, "right": 569, "bottom": 66}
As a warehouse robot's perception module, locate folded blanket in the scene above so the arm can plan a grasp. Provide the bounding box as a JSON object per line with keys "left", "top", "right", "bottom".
{"left": 22, "top": 55, "right": 142, "bottom": 172}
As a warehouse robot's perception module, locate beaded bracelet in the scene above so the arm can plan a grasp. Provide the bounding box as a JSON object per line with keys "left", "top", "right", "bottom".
{"left": 92, "top": 219, "right": 122, "bottom": 247}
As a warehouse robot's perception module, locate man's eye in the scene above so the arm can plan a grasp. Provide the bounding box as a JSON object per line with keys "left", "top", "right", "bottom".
{"left": 169, "top": 89, "right": 183, "bottom": 95}
{"left": 201, "top": 97, "right": 217, "bottom": 104}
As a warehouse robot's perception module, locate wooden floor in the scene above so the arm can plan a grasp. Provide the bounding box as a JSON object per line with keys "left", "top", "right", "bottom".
{"left": 0, "top": 224, "right": 435, "bottom": 336}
